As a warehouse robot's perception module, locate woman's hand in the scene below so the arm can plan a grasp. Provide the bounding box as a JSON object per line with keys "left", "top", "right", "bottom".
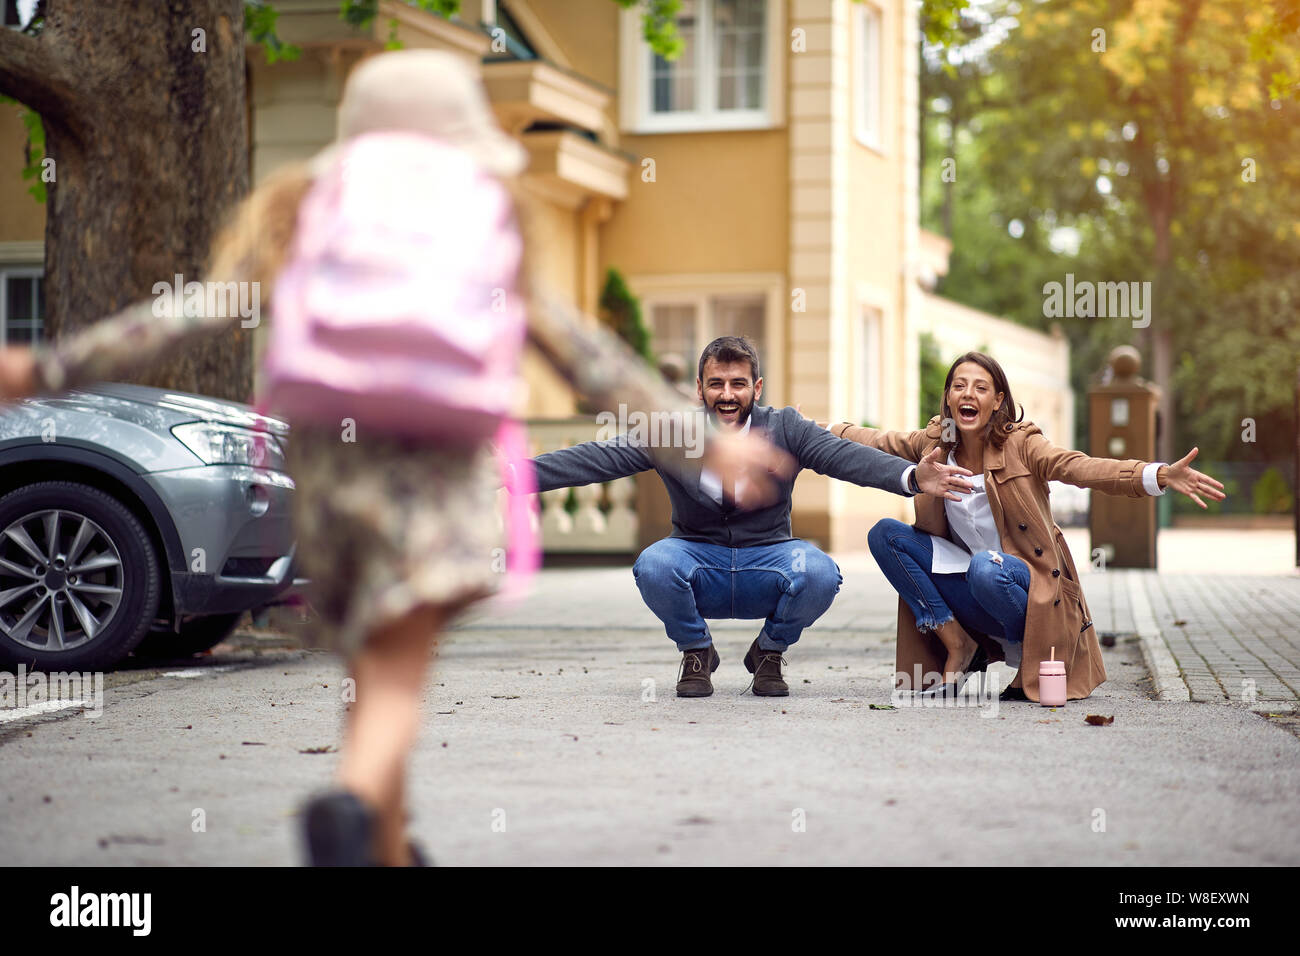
{"left": 1161, "top": 447, "right": 1226, "bottom": 509}
{"left": 0, "top": 347, "right": 36, "bottom": 400}
{"left": 916, "top": 445, "right": 974, "bottom": 501}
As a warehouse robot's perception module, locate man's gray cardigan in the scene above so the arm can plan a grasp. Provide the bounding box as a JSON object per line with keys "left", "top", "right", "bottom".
{"left": 531, "top": 405, "right": 918, "bottom": 548}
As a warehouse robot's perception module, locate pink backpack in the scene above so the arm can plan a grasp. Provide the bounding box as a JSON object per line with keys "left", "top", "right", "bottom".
{"left": 257, "top": 131, "right": 538, "bottom": 595}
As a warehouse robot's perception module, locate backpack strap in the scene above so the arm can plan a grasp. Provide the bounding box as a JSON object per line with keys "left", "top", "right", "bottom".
{"left": 493, "top": 417, "right": 540, "bottom": 602}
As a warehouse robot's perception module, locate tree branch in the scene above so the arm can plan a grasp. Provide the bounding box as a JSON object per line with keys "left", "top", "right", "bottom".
{"left": 0, "top": 25, "right": 75, "bottom": 125}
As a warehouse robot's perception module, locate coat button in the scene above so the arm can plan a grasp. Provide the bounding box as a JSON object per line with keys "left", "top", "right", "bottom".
{"left": 1018, "top": 522, "right": 1027, "bottom": 531}
{"left": 1052, "top": 568, "right": 1060, "bottom": 577}
{"left": 1034, "top": 547, "right": 1043, "bottom": 556}
{"left": 1054, "top": 598, "right": 1060, "bottom": 606}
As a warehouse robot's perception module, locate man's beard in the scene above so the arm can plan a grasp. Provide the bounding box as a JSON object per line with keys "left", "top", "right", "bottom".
{"left": 707, "top": 396, "right": 754, "bottom": 427}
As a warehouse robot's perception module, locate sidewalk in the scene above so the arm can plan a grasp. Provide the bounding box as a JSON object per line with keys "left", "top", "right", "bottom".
{"left": 1061, "top": 529, "right": 1300, "bottom": 714}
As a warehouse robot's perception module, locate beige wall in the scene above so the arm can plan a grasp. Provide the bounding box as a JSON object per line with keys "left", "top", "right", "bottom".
{"left": 519, "top": 187, "right": 583, "bottom": 416}
{"left": 518, "top": 0, "right": 619, "bottom": 91}
{"left": 0, "top": 106, "right": 45, "bottom": 244}
{"left": 601, "top": 130, "right": 788, "bottom": 276}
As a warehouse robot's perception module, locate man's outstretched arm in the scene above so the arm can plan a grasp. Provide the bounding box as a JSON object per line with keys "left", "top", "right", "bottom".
{"left": 532, "top": 436, "right": 657, "bottom": 493}
{"left": 783, "top": 409, "right": 916, "bottom": 494}
{"left": 781, "top": 409, "right": 973, "bottom": 499}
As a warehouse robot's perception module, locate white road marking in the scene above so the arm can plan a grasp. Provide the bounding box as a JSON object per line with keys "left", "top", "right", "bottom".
{"left": 0, "top": 699, "right": 88, "bottom": 722}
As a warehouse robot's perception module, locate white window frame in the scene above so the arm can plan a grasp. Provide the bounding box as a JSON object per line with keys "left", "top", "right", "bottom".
{"left": 0, "top": 266, "right": 43, "bottom": 346}
{"left": 853, "top": 2, "right": 884, "bottom": 153}
{"left": 3, "top": 0, "right": 32, "bottom": 29}
{"left": 856, "top": 304, "right": 883, "bottom": 426}
{"left": 619, "top": 0, "right": 785, "bottom": 134}
{"left": 631, "top": 272, "right": 785, "bottom": 404}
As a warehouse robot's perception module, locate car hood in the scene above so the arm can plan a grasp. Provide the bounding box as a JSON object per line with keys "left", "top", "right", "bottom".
{"left": 36, "top": 383, "right": 289, "bottom": 436}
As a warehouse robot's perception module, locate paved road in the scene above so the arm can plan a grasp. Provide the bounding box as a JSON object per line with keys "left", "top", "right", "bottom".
{"left": 2, "top": 548, "right": 1297, "bottom": 866}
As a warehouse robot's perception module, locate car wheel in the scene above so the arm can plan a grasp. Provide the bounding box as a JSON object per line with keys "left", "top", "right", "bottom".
{"left": 134, "top": 612, "right": 245, "bottom": 659}
{"left": 0, "top": 481, "right": 161, "bottom": 672}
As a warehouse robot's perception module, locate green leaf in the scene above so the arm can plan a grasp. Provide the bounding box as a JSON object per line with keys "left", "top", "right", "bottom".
{"left": 244, "top": 1, "right": 302, "bottom": 64}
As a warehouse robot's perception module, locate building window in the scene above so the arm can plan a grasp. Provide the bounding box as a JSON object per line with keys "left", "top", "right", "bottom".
{"left": 3, "top": 0, "right": 33, "bottom": 29}
{"left": 623, "top": 0, "right": 780, "bottom": 133}
{"left": 856, "top": 306, "right": 882, "bottom": 425}
{"left": 0, "top": 269, "right": 44, "bottom": 345}
{"left": 854, "top": 3, "right": 883, "bottom": 151}
{"left": 649, "top": 292, "right": 766, "bottom": 400}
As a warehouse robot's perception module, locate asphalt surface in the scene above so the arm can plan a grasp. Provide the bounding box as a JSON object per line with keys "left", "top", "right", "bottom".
{"left": 2, "top": 556, "right": 1298, "bottom": 866}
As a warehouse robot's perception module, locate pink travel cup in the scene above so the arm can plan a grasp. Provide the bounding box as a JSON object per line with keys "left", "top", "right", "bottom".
{"left": 1039, "top": 647, "right": 1067, "bottom": 707}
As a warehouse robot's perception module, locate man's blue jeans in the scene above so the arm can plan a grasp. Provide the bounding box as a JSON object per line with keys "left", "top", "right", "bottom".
{"left": 632, "top": 537, "right": 842, "bottom": 652}
{"left": 867, "top": 518, "right": 1030, "bottom": 653}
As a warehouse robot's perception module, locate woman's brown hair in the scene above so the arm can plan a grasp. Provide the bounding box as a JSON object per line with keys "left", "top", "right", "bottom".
{"left": 939, "top": 351, "right": 1024, "bottom": 455}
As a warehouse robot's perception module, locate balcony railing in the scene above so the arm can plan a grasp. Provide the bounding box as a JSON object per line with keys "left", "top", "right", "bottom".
{"left": 497, "top": 417, "right": 639, "bottom": 554}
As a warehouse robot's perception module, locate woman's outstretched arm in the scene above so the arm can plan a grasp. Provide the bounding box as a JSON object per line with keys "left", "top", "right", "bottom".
{"left": 1024, "top": 430, "right": 1226, "bottom": 507}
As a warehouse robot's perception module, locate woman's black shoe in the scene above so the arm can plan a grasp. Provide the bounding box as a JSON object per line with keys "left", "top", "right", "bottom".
{"left": 917, "top": 646, "right": 991, "bottom": 700}
{"left": 999, "top": 684, "right": 1029, "bottom": 701}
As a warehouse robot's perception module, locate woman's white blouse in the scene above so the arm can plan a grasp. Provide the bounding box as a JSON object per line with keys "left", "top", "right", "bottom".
{"left": 930, "top": 451, "right": 1002, "bottom": 574}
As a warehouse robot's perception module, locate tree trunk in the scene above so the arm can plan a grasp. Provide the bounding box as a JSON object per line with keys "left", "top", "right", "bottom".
{"left": 0, "top": 0, "right": 252, "bottom": 401}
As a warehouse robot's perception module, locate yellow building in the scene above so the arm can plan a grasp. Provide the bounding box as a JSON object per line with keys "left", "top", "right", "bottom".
{"left": 0, "top": 0, "right": 1072, "bottom": 552}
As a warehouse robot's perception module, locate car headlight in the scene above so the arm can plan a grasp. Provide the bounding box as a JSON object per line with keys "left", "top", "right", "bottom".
{"left": 172, "top": 422, "right": 287, "bottom": 470}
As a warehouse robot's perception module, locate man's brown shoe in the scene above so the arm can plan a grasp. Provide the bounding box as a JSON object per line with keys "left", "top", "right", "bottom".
{"left": 743, "top": 637, "right": 789, "bottom": 697}
{"left": 676, "top": 645, "right": 721, "bottom": 697}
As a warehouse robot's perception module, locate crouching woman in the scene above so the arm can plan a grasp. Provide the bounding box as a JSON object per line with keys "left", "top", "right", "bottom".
{"left": 825, "top": 351, "right": 1223, "bottom": 702}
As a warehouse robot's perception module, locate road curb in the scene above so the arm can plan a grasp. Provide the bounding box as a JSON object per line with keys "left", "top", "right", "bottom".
{"left": 1126, "top": 571, "right": 1189, "bottom": 702}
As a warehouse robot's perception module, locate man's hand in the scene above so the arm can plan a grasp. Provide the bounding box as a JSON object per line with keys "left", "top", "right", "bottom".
{"left": 703, "top": 428, "right": 797, "bottom": 510}
{"left": 1161, "top": 447, "right": 1226, "bottom": 509}
{"left": 0, "top": 347, "right": 36, "bottom": 400}
{"left": 915, "top": 445, "right": 974, "bottom": 501}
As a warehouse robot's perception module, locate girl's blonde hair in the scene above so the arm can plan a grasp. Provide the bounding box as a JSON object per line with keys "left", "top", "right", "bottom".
{"left": 206, "top": 161, "right": 316, "bottom": 293}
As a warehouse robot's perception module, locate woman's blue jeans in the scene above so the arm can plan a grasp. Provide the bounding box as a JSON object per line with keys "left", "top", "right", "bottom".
{"left": 867, "top": 518, "right": 1030, "bottom": 649}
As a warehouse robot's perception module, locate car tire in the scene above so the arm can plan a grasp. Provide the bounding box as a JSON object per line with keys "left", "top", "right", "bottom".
{"left": 0, "top": 481, "right": 161, "bottom": 672}
{"left": 134, "top": 612, "right": 245, "bottom": 659}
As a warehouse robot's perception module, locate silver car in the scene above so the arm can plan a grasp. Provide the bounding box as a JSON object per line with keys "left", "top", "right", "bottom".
{"left": 0, "top": 383, "right": 297, "bottom": 670}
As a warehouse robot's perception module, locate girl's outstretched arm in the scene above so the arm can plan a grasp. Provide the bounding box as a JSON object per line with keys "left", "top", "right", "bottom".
{"left": 17, "top": 163, "right": 314, "bottom": 396}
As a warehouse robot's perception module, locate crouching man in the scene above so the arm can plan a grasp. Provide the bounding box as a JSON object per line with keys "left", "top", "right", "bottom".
{"left": 531, "top": 336, "right": 972, "bottom": 698}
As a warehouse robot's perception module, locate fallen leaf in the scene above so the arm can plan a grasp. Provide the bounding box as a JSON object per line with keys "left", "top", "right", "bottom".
{"left": 241, "top": 741, "right": 266, "bottom": 746}
{"left": 1172, "top": 619, "right": 1187, "bottom": 626}
{"left": 869, "top": 703, "right": 896, "bottom": 710}
{"left": 1085, "top": 714, "right": 1115, "bottom": 726}
{"left": 299, "top": 746, "right": 335, "bottom": 754}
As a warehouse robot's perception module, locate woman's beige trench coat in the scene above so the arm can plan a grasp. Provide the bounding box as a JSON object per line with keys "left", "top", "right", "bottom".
{"left": 826, "top": 416, "right": 1160, "bottom": 701}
